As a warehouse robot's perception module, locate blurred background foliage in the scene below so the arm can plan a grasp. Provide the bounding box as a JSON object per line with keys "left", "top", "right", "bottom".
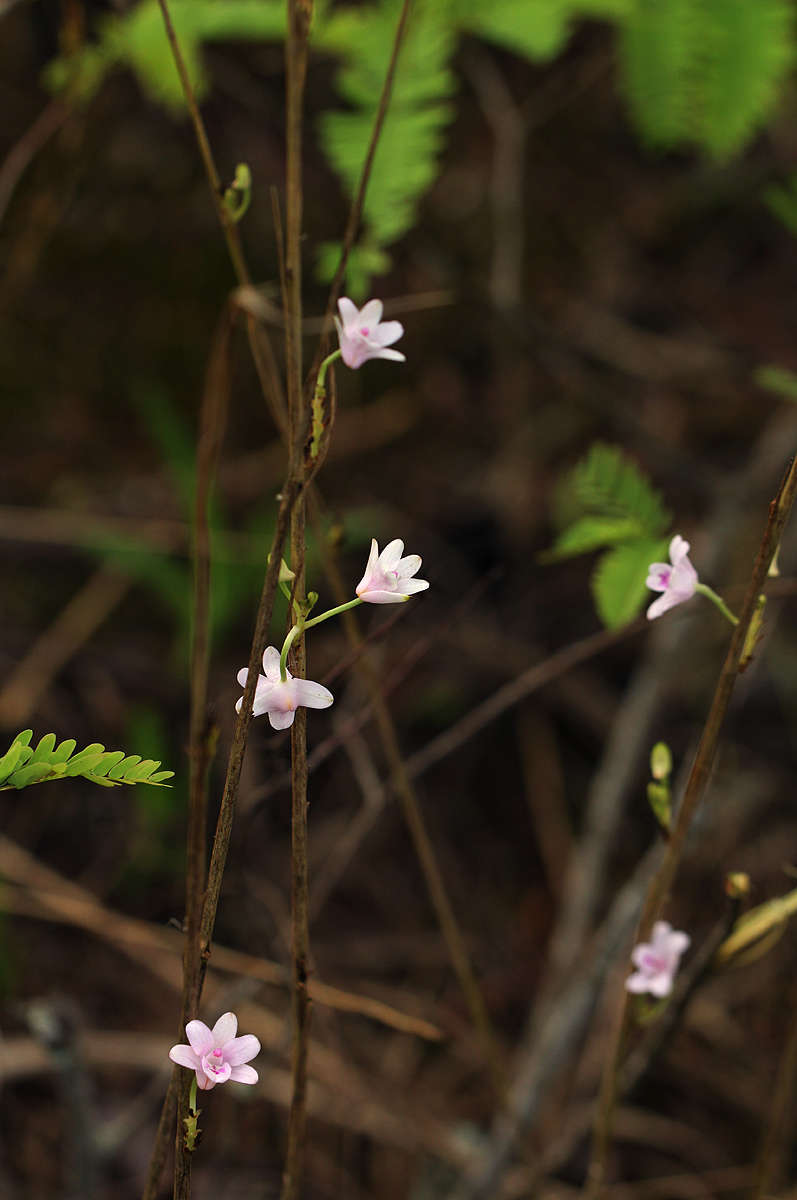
{"left": 3, "top": 0, "right": 797, "bottom": 1196}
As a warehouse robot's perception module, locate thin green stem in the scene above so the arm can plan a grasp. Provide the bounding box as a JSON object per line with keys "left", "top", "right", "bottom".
{"left": 315, "top": 349, "right": 341, "bottom": 395}
{"left": 695, "top": 582, "right": 739, "bottom": 625}
{"left": 303, "top": 596, "right": 362, "bottom": 630}
{"left": 280, "top": 621, "right": 304, "bottom": 681}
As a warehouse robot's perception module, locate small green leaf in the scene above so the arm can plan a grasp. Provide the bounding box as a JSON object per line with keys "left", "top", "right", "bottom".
{"left": 64, "top": 744, "right": 106, "bottom": 772}
{"left": 754, "top": 364, "right": 797, "bottom": 402}
{"left": 592, "top": 538, "right": 668, "bottom": 628}
{"left": 29, "top": 733, "right": 57, "bottom": 764}
{"left": 52, "top": 739, "right": 77, "bottom": 764}
{"left": 0, "top": 737, "right": 30, "bottom": 785}
{"left": 549, "top": 515, "right": 647, "bottom": 558}
{"left": 108, "top": 755, "right": 142, "bottom": 781}
{"left": 9, "top": 762, "right": 58, "bottom": 790}
{"left": 90, "top": 751, "right": 127, "bottom": 778}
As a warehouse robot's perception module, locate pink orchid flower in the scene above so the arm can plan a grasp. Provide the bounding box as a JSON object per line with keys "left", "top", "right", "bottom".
{"left": 334, "top": 298, "right": 405, "bottom": 369}
{"left": 625, "top": 921, "right": 690, "bottom": 998}
{"left": 356, "top": 538, "right": 429, "bottom": 604}
{"left": 236, "top": 646, "right": 334, "bottom": 730}
{"left": 646, "top": 535, "right": 698, "bottom": 620}
{"left": 169, "top": 1012, "right": 260, "bottom": 1091}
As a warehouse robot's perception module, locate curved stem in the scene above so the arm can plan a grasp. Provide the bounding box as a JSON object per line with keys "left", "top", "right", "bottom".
{"left": 280, "top": 622, "right": 304, "bottom": 681}
{"left": 695, "top": 582, "right": 739, "bottom": 626}
{"left": 303, "top": 597, "right": 362, "bottom": 631}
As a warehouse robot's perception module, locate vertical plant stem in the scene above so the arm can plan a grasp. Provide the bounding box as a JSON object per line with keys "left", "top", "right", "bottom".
{"left": 585, "top": 454, "right": 797, "bottom": 1199}
{"left": 155, "top": 0, "right": 285, "bottom": 431}
{"left": 171, "top": 307, "right": 232, "bottom": 1200}
{"left": 280, "top": 5, "right": 312, "bottom": 1199}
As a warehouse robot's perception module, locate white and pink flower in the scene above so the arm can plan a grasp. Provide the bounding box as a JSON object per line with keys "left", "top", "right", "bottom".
{"left": 625, "top": 921, "right": 690, "bottom": 998}
{"left": 356, "top": 538, "right": 429, "bottom": 604}
{"left": 334, "top": 298, "right": 405, "bottom": 369}
{"left": 236, "top": 646, "right": 333, "bottom": 730}
{"left": 169, "top": 1012, "right": 260, "bottom": 1091}
{"left": 646, "top": 535, "right": 698, "bottom": 620}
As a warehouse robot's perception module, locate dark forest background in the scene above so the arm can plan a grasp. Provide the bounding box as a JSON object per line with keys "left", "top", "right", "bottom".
{"left": 2, "top": 1, "right": 797, "bottom": 1197}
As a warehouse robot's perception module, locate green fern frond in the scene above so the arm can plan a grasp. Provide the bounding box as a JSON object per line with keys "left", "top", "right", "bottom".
{"left": 701, "top": 0, "right": 794, "bottom": 158}
{"left": 316, "top": 0, "right": 457, "bottom": 290}
{"left": 620, "top": 0, "right": 703, "bottom": 147}
{"left": 46, "top": 0, "right": 287, "bottom": 110}
{"left": 620, "top": 0, "right": 794, "bottom": 157}
{"left": 453, "top": 0, "right": 631, "bottom": 62}
{"left": 566, "top": 443, "right": 670, "bottom": 537}
{"left": 0, "top": 731, "right": 174, "bottom": 791}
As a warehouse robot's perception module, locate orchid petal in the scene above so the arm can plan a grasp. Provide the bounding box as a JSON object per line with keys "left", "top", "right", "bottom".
{"left": 230, "top": 1064, "right": 259, "bottom": 1085}
{"left": 211, "top": 1012, "right": 237, "bottom": 1045}
{"left": 358, "top": 298, "right": 384, "bottom": 327}
{"left": 169, "top": 1044, "right": 201, "bottom": 1070}
{"left": 186, "top": 1021, "right": 214, "bottom": 1054}
{"left": 224, "top": 1035, "right": 261, "bottom": 1066}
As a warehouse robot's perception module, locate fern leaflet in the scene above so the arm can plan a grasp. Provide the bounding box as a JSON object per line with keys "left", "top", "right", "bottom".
{"left": 0, "top": 731, "right": 175, "bottom": 791}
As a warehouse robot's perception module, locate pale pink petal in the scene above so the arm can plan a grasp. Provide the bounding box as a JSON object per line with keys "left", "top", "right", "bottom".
{"left": 667, "top": 931, "right": 691, "bottom": 955}
{"left": 624, "top": 971, "right": 649, "bottom": 994}
{"left": 647, "top": 591, "right": 683, "bottom": 620}
{"left": 648, "top": 972, "right": 673, "bottom": 998}
{"left": 360, "top": 589, "right": 409, "bottom": 604}
{"left": 358, "top": 298, "right": 384, "bottom": 327}
{"left": 646, "top": 565, "right": 671, "bottom": 591}
{"left": 186, "top": 1020, "right": 214, "bottom": 1054}
{"left": 402, "top": 578, "right": 429, "bottom": 595}
{"left": 291, "top": 679, "right": 334, "bottom": 710}
{"left": 224, "top": 1035, "right": 261, "bottom": 1066}
{"left": 374, "top": 347, "right": 406, "bottom": 362}
{"left": 395, "top": 553, "right": 421, "bottom": 577}
{"left": 669, "top": 535, "right": 691, "bottom": 565}
{"left": 211, "top": 1012, "right": 237, "bottom": 1045}
{"left": 169, "top": 1044, "right": 201, "bottom": 1071}
{"left": 379, "top": 540, "right": 405, "bottom": 570}
{"left": 229, "top": 1064, "right": 259, "bottom": 1085}
{"left": 251, "top": 681, "right": 281, "bottom": 718}
{"left": 371, "top": 320, "right": 403, "bottom": 346}
{"left": 195, "top": 1070, "right": 215, "bottom": 1090}
{"left": 261, "top": 646, "right": 284, "bottom": 680}
{"left": 237, "top": 667, "right": 249, "bottom": 687}
{"left": 337, "top": 297, "right": 359, "bottom": 327}
{"left": 268, "top": 708, "right": 296, "bottom": 730}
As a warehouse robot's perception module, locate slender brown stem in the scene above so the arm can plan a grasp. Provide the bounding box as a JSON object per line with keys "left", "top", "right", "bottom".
{"left": 585, "top": 454, "right": 797, "bottom": 1198}
{"left": 279, "top": 5, "right": 313, "bottom": 1197}
{"left": 171, "top": 308, "right": 233, "bottom": 1199}
{"left": 155, "top": 0, "right": 285, "bottom": 432}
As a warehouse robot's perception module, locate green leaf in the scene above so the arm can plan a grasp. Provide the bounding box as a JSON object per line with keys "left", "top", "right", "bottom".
{"left": 619, "top": 0, "right": 794, "bottom": 156}
{"left": 0, "top": 734, "right": 33, "bottom": 785}
{"left": 316, "top": 0, "right": 457, "bottom": 292}
{"left": 9, "top": 762, "right": 60, "bottom": 790}
{"left": 29, "top": 734, "right": 57, "bottom": 764}
{"left": 700, "top": 0, "right": 793, "bottom": 159}
{"left": 569, "top": 443, "right": 670, "bottom": 536}
{"left": 90, "top": 751, "right": 127, "bottom": 778}
{"left": 549, "top": 514, "right": 650, "bottom": 558}
{"left": 754, "top": 364, "right": 797, "bottom": 403}
{"left": 592, "top": 538, "right": 668, "bottom": 628}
